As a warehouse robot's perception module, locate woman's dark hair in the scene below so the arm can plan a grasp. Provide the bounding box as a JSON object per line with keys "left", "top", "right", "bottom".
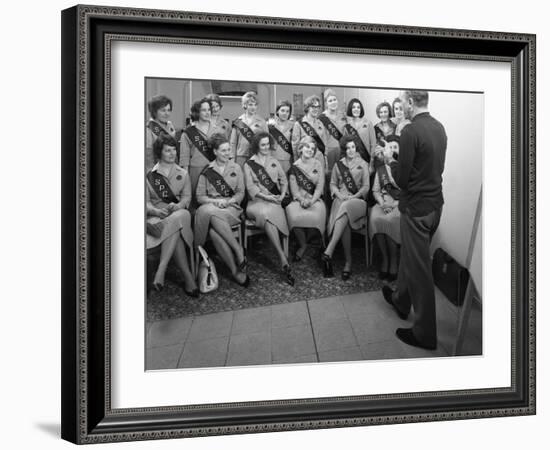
{"left": 375, "top": 101, "right": 393, "bottom": 119}
{"left": 385, "top": 134, "right": 400, "bottom": 145}
{"left": 339, "top": 135, "right": 358, "bottom": 157}
{"left": 249, "top": 131, "right": 273, "bottom": 155}
{"left": 152, "top": 132, "right": 178, "bottom": 162}
{"left": 208, "top": 133, "right": 230, "bottom": 151}
{"left": 346, "top": 98, "right": 365, "bottom": 118}
{"left": 391, "top": 97, "right": 403, "bottom": 115}
{"left": 190, "top": 98, "right": 211, "bottom": 122}
{"left": 276, "top": 100, "right": 293, "bottom": 119}
{"left": 147, "top": 95, "right": 172, "bottom": 119}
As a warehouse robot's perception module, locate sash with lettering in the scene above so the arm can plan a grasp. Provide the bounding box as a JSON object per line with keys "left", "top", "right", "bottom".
{"left": 319, "top": 113, "right": 343, "bottom": 142}
{"left": 376, "top": 164, "right": 400, "bottom": 200}
{"left": 233, "top": 118, "right": 256, "bottom": 144}
{"left": 184, "top": 125, "right": 214, "bottom": 161}
{"left": 343, "top": 124, "right": 370, "bottom": 163}
{"left": 246, "top": 160, "right": 292, "bottom": 208}
{"left": 202, "top": 167, "right": 235, "bottom": 198}
{"left": 336, "top": 160, "right": 359, "bottom": 195}
{"left": 289, "top": 165, "right": 315, "bottom": 196}
{"left": 268, "top": 124, "right": 293, "bottom": 156}
{"left": 147, "top": 120, "right": 164, "bottom": 137}
{"left": 298, "top": 119, "right": 326, "bottom": 154}
{"left": 147, "top": 170, "right": 179, "bottom": 204}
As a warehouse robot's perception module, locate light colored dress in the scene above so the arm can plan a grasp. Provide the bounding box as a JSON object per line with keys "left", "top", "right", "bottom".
{"left": 328, "top": 156, "right": 370, "bottom": 234}
{"left": 179, "top": 121, "right": 215, "bottom": 193}
{"left": 244, "top": 154, "right": 289, "bottom": 236}
{"left": 146, "top": 163, "right": 193, "bottom": 250}
{"left": 145, "top": 119, "right": 176, "bottom": 172}
{"left": 230, "top": 114, "right": 268, "bottom": 167}
{"left": 344, "top": 117, "right": 377, "bottom": 159}
{"left": 319, "top": 110, "right": 347, "bottom": 171}
{"left": 291, "top": 116, "right": 328, "bottom": 171}
{"left": 286, "top": 158, "right": 326, "bottom": 235}
{"left": 369, "top": 167, "right": 401, "bottom": 243}
{"left": 194, "top": 160, "right": 245, "bottom": 246}
{"left": 269, "top": 118, "right": 294, "bottom": 173}
{"left": 392, "top": 118, "right": 411, "bottom": 136}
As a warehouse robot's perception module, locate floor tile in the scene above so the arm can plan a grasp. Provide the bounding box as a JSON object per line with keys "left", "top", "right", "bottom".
{"left": 227, "top": 331, "right": 271, "bottom": 367}
{"left": 307, "top": 297, "right": 347, "bottom": 323}
{"left": 178, "top": 336, "right": 229, "bottom": 368}
{"left": 319, "top": 346, "right": 363, "bottom": 363}
{"left": 271, "top": 302, "right": 309, "bottom": 329}
{"left": 311, "top": 318, "right": 358, "bottom": 352}
{"left": 146, "top": 344, "right": 183, "bottom": 370}
{"left": 349, "top": 313, "right": 402, "bottom": 345}
{"left": 231, "top": 306, "right": 271, "bottom": 335}
{"left": 187, "top": 311, "right": 234, "bottom": 342}
{"left": 396, "top": 339, "right": 448, "bottom": 359}
{"left": 272, "top": 354, "right": 318, "bottom": 365}
{"left": 360, "top": 340, "right": 408, "bottom": 361}
{"left": 271, "top": 324, "right": 316, "bottom": 361}
{"left": 147, "top": 317, "right": 193, "bottom": 349}
{"left": 341, "top": 292, "right": 385, "bottom": 319}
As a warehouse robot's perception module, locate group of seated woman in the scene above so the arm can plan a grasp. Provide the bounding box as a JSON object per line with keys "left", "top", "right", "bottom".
{"left": 146, "top": 89, "right": 407, "bottom": 297}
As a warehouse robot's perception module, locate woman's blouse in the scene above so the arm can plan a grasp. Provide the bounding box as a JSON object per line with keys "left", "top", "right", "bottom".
{"left": 270, "top": 118, "right": 294, "bottom": 164}
{"left": 244, "top": 154, "right": 288, "bottom": 199}
{"left": 289, "top": 158, "right": 324, "bottom": 201}
{"left": 196, "top": 160, "right": 245, "bottom": 205}
{"left": 345, "top": 117, "right": 377, "bottom": 157}
{"left": 330, "top": 156, "right": 370, "bottom": 199}
{"left": 372, "top": 165, "right": 400, "bottom": 206}
{"left": 146, "top": 163, "right": 191, "bottom": 209}
{"left": 145, "top": 119, "right": 177, "bottom": 149}
{"left": 230, "top": 114, "right": 268, "bottom": 159}
{"left": 291, "top": 116, "right": 328, "bottom": 161}
{"left": 374, "top": 120, "right": 397, "bottom": 140}
{"left": 319, "top": 110, "right": 347, "bottom": 149}
{"left": 179, "top": 121, "right": 215, "bottom": 169}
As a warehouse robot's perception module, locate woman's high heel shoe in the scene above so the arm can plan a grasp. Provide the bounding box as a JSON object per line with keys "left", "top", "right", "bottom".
{"left": 233, "top": 274, "right": 250, "bottom": 288}
{"left": 321, "top": 253, "right": 334, "bottom": 278}
{"left": 237, "top": 256, "right": 248, "bottom": 272}
{"left": 283, "top": 265, "right": 295, "bottom": 286}
{"left": 341, "top": 270, "right": 351, "bottom": 281}
{"left": 153, "top": 282, "right": 164, "bottom": 292}
{"left": 184, "top": 287, "right": 200, "bottom": 297}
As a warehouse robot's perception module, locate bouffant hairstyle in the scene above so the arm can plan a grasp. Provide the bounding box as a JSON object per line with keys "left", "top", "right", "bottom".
{"left": 403, "top": 90, "right": 429, "bottom": 108}
{"left": 241, "top": 91, "right": 258, "bottom": 109}
{"left": 346, "top": 98, "right": 365, "bottom": 118}
{"left": 208, "top": 133, "right": 230, "bottom": 151}
{"left": 339, "top": 135, "right": 358, "bottom": 157}
{"left": 152, "top": 132, "right": 178, "bottom": 161}
{"left": 391, "top": 97, "right": 404, "bottom": 115}
{"left": 249, "top": 131, "right": 273, "bottom": 155}
{"left": 297, "top": 136, "right": 317, "bottom": 156}
{"left": 147, "top": 95, "right": 172, "bottom": 119}
{"left": 275, "top": 100, "right": 293, "bottom": 118}
{"left": 375, "top": 101, "right": 393, "bottom": 119}
{"left": 323, "top": 88, "right": 337, "bottom": 102}
{"left": 190, "top": 98, "right": 211, "bottom": 122}
{"left": 205, "top": 93, "right": 223, "bottom": 108}
{"left": 303, "top": 95, "right": 322, "bottom": 114}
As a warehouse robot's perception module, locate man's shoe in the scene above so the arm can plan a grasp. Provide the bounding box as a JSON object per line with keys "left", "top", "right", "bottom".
{"left": 396, "top": 328, "right": 436, "bottom": 350}
{"left": 382, "top": 286, "right": 408, "bottom": 320}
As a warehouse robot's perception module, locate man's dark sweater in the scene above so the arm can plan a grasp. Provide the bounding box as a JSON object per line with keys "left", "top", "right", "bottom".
{"left": 390, "top": 112, "right": 447, "bottom": 217}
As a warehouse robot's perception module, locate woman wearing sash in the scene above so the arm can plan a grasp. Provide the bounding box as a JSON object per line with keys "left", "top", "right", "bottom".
{"left": 322, "top": 135, "right": 370, "bottom": 280}
{"left": 268, "top": 100, "right": 294, "bottom": 173}
{"left": 343, "top": 98, "right": 377, "bottom": 163}
{"left": 374, "top": 101, "right": 397, "bottom": 144}
{"left": 180, "top": 98, "right": 215, "bottom": 194}
{"left": 206, "top": 93, "right": 231, "bottom": 139}
{"left": 291, "top": 95, "right": 327, "bottom": 172}
{"left": 230, "top": 91, "right": 268, "bottom": 167}
{"left": 195, "top": 133, "right": 249, "bottom": 287}
{"left": 244, "top": 132, "right": 295, "bottom": 286}
{"left": 318, "top": 89, "right": 347, "bottom": 172}
{"left": 369, "top": 135, "right": 401, "bottom": 281}
{"left": 286, "top": 137, "right": 326, "bottom": 261}
{"left": 146, "top": 133, "right": 198, "bottom": 296}
{"left": 390, "top": 97, "right": 411, "bottom": 137}
{"left": 146, "top": 95, "right": 177, "bottom": 172}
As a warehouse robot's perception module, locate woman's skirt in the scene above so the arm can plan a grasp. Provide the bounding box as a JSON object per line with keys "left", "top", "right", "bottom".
{"left": 278, "top": 159, "right": 292, "bottom": 174}
{"left": 286, "top": 200, "right": 326, "bottom": 235}
{"left": 246, "top": 200, "right": 289, "bottom": 235}
{"left": 369, "top": 205, "right": 401, "bottom": 243}
{"left": 327, "top": 197, "right": 367, "bottom": 235}
{"left": 325, "top": 146, "right": 341, "bottom": 172}
{"left": 189, "top": 165, "right": 204, "bottom": 197}
{"left": 194, "top": 203, "right": 242, "bottom": 246}
{"left": 146, "top": 209, "right": 193, "bottom": 250}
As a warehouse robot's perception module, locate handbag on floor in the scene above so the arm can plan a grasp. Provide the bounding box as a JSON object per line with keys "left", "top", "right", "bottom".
{"left": 197, "top": 245, "right": 219, "bottom": 294}
{"left": 432, "top": 248, "right": 470, "bottom": 306}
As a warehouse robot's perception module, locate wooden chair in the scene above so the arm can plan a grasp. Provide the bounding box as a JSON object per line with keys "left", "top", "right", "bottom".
{"left": 351, "top": 221, "right": 371, "bottom": 268}
{"left": 243, "top": 218, "right": 289, "bottom": 259}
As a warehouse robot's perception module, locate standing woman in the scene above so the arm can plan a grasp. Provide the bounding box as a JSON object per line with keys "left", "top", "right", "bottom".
{"left": 146, "top": 95, "right": 177, "bottom": 171}
{"left": 230, "top": 91, "right": 268, "bottom": 167}
{"left": 286, "top": 137, "right": 326, "bottom": 261}
{"left": 374, "top": 101, "right": 397, "bottom": 143}
{"left": 244, "top": 132, "right": 295, "bottom": 286}
{"left": 146, "top": 133, "right": 198, "bottom": 296}
{"left": 318, "top": 89, "right": 347, "bottom": 172}
{"left": 291, "top": 95, "right": 327, "bottom": 171}
{"left": 206, "top": 93, "right": 231, "bottom": 139}
{"left": 391, "top": 97, "right": 411, "bottom": 136}
{"left": 195, "top": 133, "right": 249, "bottom": 286}
{"left": 343, "top": 98, "right": 377, "bottom": 163}
{"left": 180, "top": 98, "right": 216, "bottom": 194}
{"left": 268, "top": 100, "right": 294, "bottom": 173}
{"left": 322, "top": 136, "right": 370, "bottom": 280}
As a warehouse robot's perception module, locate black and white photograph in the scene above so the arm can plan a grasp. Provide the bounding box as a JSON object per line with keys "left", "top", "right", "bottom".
{"left": 145, "top": 78, "right": 483, "bottom": 370}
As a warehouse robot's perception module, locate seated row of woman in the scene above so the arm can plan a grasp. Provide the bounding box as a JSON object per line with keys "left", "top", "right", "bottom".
{"left": 146, "top": 130, "right": 402, "bottom": 297}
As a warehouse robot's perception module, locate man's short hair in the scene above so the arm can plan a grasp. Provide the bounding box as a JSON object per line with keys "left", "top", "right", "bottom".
{"left": 404, "top": 90, "right": 429, "bottom": 108}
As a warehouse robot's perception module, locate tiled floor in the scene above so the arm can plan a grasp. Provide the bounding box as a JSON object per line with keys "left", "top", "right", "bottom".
{"left": 146, "top": 287, "right": 482, "bottom": 370}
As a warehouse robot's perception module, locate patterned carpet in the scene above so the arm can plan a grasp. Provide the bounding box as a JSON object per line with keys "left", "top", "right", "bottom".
{"left": 147, "top": 234, "right": 386, "bottom": 321}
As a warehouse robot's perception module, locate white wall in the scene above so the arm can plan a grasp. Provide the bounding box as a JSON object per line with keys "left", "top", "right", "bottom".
{"left": 2, "top": 0, "right": 545, "bottom": 449}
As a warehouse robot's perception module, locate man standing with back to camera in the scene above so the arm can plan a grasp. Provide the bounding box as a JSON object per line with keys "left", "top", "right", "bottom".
{"left": 382, "top": 90, "right": 447, "bottom": 350}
